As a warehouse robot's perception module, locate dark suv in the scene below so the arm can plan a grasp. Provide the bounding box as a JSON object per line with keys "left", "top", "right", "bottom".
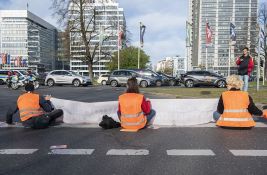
{"left": 130, "top": 69, "right": 164, "bottom": 87}
{"left": 107, "top": 69, "right": 155, "bottom": 88}
{"left": 157, "top": 72, "right": 181, "bottom": 86}
{"left": 180, "top": 71, "right": 226, "bottom": 88}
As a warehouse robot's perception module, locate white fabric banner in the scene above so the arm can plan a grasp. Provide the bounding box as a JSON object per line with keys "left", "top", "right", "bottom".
{"left": 51, "top": 98, "right": 219, "bottom": 126}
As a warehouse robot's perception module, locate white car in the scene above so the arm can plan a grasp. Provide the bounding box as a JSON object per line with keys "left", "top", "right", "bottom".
{"left": 45, "top": 70, "right": 91, "bottom": 87}
{"left": 97, "top": 74, "right": 109, "bottom": 85}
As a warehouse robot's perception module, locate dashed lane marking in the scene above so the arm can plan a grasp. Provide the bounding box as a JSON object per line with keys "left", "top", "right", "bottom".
{"left": 48, "top": 149, "right": 95, "bottom": 155}
{"left": 167, "top": 149, "right": 215, "bottom": 156}
{"left": 230, "top": 150, "right": 267, "bottom": 156}
{"left": 106, "top": 149, "right": 149, "bottom": 156}
{"left": 0, "top": 149, "right": 38, "bottom": 154}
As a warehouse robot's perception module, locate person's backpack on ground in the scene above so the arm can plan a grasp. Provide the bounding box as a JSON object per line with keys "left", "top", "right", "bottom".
{"left": 99, "top": 115, "right": 121, "bottom": 129}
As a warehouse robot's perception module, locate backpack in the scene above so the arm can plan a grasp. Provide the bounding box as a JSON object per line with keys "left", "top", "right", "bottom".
{"left": 99, "top": 115, "right": 121, "bottom": 129}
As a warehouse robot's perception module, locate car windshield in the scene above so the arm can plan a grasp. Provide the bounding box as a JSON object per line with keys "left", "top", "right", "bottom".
{"left": 70, "top": 71, "right": 81, "bottom": 76}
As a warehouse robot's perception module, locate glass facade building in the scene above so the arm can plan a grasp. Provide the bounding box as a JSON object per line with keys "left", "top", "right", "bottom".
{"left": 69, "top": 0, "right": 125, "bottom": 76}
{"left": 189, "top": 0, "right": 258, "bottom": 76}
{"left": 0, "top": 10, "right": 57, "bottom": 72}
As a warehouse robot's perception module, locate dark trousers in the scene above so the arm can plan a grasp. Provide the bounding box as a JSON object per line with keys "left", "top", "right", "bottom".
{"left": 23, "top": 109, "right": 63, "bottom": 129}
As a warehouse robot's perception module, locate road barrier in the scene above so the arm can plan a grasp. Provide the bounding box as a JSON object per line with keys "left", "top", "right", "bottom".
{"left": 51, "top": 98, "right": 218, "bottom": 126}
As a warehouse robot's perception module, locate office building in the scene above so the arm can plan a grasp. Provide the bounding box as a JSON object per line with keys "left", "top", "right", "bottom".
{"left": 0, "top": 10, "right": 57, "bottom": 72}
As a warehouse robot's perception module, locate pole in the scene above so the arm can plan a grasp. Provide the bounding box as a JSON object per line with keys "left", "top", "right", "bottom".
{"left": 263, "top": 60, "right": 265, "bottom": 85}
{"left": 205, "top": 47, "right": 208, "bottom": 71}
{"left": 99, "top": 24, "right": 101, "bottom": 76}
{"left": 228, "top": 45, "right": 231, "bottom": 76}
{"left": 117, "top": 9, "right": 120, "bottom": 70}
{"left": 138, "top": 22, "right": 141, "bottom": 69}
{"left": 257, "top": 25, "right": 260, "bottom": 91}
{"left": 138, "top": 46, "right": 140, "bottom": 69}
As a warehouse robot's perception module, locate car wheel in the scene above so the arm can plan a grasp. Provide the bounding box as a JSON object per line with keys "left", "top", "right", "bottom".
{"left": 101, "top": 80, "right": 107, "bottom": 85}
{"left": 140, "top": 80, "right": 148, "bottom": 88}
{"left": 156, "top": 81, "right": 162, "bottom": 87}
{"left": 110, "top": 80, "right": 118, "bottom": 87}
{"left": 217, "top": 80, "right": 226, "bottom": 88}
{"left": 0, "top": 79, "right": 4, "bottom": 85}
{"left": 47, "top": 79, "right": 55, "bottom": 87}
{"left": 73, "top": 79, "right": 81, "bottom": 87}
{"left": 185, "top": 80, "right": 194, "bottom": 88}
{"left": 169, "top": 80, "right": 176, "bottom": 86}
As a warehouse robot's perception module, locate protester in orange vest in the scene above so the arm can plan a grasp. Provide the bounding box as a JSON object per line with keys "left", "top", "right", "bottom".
{"left": 6, "top": 83, "right": 63, "bottom": 129}
{"left": 213, "top": 75, "right": 267, "bottom": 128}
{"left": 118, "top": 77, "right": 156, "bottom": 131}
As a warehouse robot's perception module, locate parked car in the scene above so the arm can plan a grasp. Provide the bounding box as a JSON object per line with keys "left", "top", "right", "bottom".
{"left": 180, "top": 71, "right": 226, "bottom": 88}
{"left": 0, "top": 70, "right": 10, "bottom": 85}
{"left": 97, "top": 74, "right": 109, "bottom": 85}
{"left": 107, "top": 69, "right": 155, "bottom": 88}
{"left": 129, "top": 69, "right": 164, "bottom": 86}
{"left": 45, "top": 70, "right": 92, "bottom": 87}
{"left": 156, "top": 72, "right": 181, "bottom": 86}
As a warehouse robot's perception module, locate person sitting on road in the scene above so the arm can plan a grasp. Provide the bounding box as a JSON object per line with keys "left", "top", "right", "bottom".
{"left": 6, "top": 83, "right": 63, "bottom": 129}
{"left": 213, "top": 75, "right": 267, "bottom": 128}
{"left": 118, "top": 77, "right": 156, "bottom": 131}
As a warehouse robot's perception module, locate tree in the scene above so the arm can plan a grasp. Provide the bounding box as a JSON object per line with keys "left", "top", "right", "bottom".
{"left": 162, "top": 67, "right": 173, "bottom": 76}
{"left": 51, "top": 0, "right": 122, "bottom": 82}
{"left": 259, "top": 2, "right": 267, "bottom": 80}
{"left": 107, "top": 46, "right": 150, "bottom": 71}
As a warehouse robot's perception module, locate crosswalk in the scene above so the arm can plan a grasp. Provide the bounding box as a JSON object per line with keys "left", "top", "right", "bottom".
{"left": 1, "top": 148, "right": 267, "bottom": 157}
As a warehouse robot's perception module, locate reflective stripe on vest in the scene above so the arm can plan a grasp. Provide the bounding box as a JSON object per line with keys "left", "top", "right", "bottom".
{"left": 121, "top": 118, "right": 146, "bottom": 126}
{"left": 20, "top": 110, "right": 44, "bottom": 118}
{"left": 122, "top": 111, "right": 144, "bottom": 118}
{"left": 218, "top": 117, "right": 253, "bottom": 122}
{"left": 224, "top": 109, "right": 248, "bottom": 113}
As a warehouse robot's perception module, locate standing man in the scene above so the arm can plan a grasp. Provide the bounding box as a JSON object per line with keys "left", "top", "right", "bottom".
{"left": 236, "top": 47, "right": 254, "bottom": 91}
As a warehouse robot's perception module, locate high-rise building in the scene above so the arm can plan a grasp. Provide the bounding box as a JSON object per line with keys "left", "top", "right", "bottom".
{"left": 188, "top": 0, "right": 258, "bottom": 76}
{"left": 0, "top": 10, "right": 57, "bottom": 72}
{"left": 69, "top": 0, "right": 125, "bottom": 77}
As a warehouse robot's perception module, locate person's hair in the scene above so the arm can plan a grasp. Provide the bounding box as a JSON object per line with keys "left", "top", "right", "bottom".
{"left": 226, "top": 75, "right": 243, "bottom": 90}
{"left": 25, "top": 83, "right": 35, "bottom": 92}
{"left": 126, "top": 77, "right": 139, "bottom": 93}
{"left": 243, "top": 47, "right": 249, "bottom": 51}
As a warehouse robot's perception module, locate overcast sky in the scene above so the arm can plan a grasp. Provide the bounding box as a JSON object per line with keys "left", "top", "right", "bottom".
{"left": 0, "top": 0, "right": 264, "bottom": 65}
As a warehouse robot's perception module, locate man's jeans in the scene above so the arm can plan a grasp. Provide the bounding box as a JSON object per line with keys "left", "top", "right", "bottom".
{"left": 239, "top": 75, "right": 249, "bottom": 91}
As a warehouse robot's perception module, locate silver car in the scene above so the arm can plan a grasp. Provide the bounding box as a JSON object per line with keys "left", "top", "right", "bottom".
{"left": 107, "top": 69, "right": 155, "bottom": 88}
{"left": 45, "top": 70, "right": 91, "bottom": 87}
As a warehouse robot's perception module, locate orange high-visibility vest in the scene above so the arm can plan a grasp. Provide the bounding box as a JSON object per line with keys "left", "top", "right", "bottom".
{"left": 119, "top": 93, "right": 147, "bottom": 130}
{"left": 216, "top": 91, "right": 255, "bottom": 127}
{"left": 17, "top": 93, "right": 44, "bottom": 122}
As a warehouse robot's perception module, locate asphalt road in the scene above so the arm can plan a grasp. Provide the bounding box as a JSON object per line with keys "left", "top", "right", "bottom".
{"left": 1, "top": 85, "right": 267, "bottom": 175}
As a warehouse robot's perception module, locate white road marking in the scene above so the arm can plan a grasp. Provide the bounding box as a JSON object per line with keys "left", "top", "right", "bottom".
{"left": 167, "top": 149, "right": 215, "bottom": 156}
{"left": 0, "top": 149, "right": 38, "bottom": 154}
{"left": 106, "top": 149, "right": 149, "bottom": 155}
{"left": 48, "top": 149, "right": 95, "bottom": 155}
{"left": 230, "top": 150, "right": 267, "bottom": 156}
